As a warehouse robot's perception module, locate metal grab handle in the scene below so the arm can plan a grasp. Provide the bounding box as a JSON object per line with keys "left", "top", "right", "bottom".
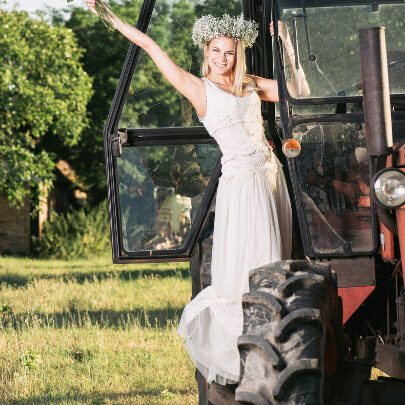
{"left": 291, "top": 15, "right": 301, "bottom": 97}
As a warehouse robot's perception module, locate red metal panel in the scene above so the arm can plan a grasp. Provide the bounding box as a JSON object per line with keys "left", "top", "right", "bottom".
{"left": 396, "top": 208, "right": 405, "bottom": 289}
{"left": 338, "top": 286, "right": 375, "bottom": 324}
{"left": 394, "top": 151, "right": 405, "bottom": 286}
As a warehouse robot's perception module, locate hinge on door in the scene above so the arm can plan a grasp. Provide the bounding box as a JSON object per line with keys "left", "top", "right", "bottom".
{"left": 111, "top": 128, "right": 128, "bottom": 157}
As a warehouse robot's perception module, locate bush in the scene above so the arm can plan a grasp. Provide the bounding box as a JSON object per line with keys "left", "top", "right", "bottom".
{"left": 36, "top": 201, "right": 110, "bottom": 259}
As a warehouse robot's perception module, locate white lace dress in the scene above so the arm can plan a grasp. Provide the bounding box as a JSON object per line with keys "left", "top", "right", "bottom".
{"left": 177, "top": 77, "right": 292, "bottom": 384}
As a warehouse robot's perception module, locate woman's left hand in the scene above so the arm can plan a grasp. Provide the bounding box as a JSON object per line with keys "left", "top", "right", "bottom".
{"left": 270, "top": 20, "right": 291, "bottom": 45}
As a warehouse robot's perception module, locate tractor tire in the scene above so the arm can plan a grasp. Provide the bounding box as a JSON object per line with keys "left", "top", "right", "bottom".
{"left": 235, "top": 260, "right": 344, "bottom": 405}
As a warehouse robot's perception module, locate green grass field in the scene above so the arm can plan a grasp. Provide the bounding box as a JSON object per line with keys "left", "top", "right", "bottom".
{"left": 0, "top": 255, "right": 197, "bottom": 404}
{"left": 0, "top": 255, "right": 388, "bottom": 404}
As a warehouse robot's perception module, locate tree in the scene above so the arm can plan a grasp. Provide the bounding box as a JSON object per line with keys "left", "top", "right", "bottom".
{"left": 0, "top": 9, "right": 92, "bottom": 208}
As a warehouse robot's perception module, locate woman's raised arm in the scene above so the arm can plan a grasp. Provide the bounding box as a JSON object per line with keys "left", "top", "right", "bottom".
{"left": 272, "top": 21, "right": 310, "bottom": 99}
{"left": 87, "top": 1, "right": 205, "bottom": 115}
{"left": 248, "top": 20, "right": 310, "bottom": 102}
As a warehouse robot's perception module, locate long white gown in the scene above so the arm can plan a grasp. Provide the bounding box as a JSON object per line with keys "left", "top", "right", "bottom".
{"left": 177, "top": 77, "right": 292, "bottom": 384}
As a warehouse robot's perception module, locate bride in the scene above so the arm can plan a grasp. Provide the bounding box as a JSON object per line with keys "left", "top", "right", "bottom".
{"left": 87, "top": 0, "right": 309, "bottom": 384}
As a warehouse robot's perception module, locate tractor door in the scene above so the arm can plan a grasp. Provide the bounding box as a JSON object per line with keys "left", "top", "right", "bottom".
{"left": 104, "top": 0, "right": 274, "bottom": 264}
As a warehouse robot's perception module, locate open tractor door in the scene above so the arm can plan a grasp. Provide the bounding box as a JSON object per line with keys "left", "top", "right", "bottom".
{"left": 104, "top": 0, "right": 405, "bottom": 403}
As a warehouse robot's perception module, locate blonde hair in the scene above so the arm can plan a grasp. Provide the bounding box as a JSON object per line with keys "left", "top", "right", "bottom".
{"left": 202, "top": 38, "right": 258, "bottom": 97}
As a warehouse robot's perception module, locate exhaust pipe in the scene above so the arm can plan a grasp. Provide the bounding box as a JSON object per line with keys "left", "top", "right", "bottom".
{"left": 359, "top": 27, "right": 393, "bottom": 156}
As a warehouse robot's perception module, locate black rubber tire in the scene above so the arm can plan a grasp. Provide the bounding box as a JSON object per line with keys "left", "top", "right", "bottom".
{"left": 235, "top": 260, "right": 344, "bottom": 405}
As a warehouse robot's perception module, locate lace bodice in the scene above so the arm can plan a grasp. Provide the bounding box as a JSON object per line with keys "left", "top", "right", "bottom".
{"left": 198, "top": 77, "right": 280, "bottom": 182}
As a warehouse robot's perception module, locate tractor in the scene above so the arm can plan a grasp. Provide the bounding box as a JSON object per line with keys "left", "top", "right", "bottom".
{"left": 103, "top": 0, "right": 405, "bottom": 403}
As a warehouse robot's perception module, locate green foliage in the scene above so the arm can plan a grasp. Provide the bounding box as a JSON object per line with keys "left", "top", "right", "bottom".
{"left": 37, "top": 201, "right": 110, "bottom": 259}
{"left": 68, "top": 348, "right": 94, "bottom": 363}
{"left": 0, "top": 9, "right": 93, "bottom": 207}
{"left": 0, "top": 304, "right": 13, "bottom": 322}
{"left": 20, "top": 350, "right": 41, "bottom": 372}
{"left": 160, "top": 389, "right": 175, "bottom": 399}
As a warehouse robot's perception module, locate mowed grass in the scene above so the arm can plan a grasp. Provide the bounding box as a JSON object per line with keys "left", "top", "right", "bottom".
{"left": 0, "top": 255, "right": 197, "bottom": 404}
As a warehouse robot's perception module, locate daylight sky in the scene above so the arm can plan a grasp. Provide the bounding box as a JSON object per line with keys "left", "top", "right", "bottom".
{"left": 2, "top": 0, "right": 86, "bottom": 14}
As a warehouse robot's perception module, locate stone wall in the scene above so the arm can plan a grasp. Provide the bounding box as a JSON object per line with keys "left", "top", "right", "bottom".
{"left": 0, "top": 194, "right": 30, "bottom": 254}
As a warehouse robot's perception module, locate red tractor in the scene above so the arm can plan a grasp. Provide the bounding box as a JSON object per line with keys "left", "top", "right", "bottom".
{"left": 104, "top": 0, "right": 405, "bottom": 403}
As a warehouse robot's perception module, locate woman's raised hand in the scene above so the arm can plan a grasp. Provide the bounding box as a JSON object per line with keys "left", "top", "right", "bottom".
{"left": 270, "top": 20, "right": 310, "bottom": 97}
{"left": 87, "top": 0, "right": 98, "bottom": 16}
{"left": 270, "top": 20, "right": 291, "bottom": 46}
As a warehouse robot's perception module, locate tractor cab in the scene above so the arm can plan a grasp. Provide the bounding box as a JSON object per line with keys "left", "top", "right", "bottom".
{"left": 104, "top": 0, "right": 405, "bottom": 403}
{"left": 274, "top": 0, "right": 404, "bottom": 261}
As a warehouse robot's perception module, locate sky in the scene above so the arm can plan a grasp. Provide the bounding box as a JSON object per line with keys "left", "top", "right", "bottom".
{"left": 2, "top": 0, "right": 86, "bottom": 14}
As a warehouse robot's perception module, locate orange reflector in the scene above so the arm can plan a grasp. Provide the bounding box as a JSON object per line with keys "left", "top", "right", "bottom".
{"left": 282, "top": 139, "right": 301, "bottom": 158}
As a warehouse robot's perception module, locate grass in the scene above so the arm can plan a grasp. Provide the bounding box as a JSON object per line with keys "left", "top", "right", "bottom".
{"left": 0, "top": 254, "right": 390, "bottom": 404}
{"left": 0, "top": 255, "right": 197, "bottom": 404}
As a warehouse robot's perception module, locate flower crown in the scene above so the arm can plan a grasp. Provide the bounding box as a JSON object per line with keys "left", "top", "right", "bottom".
{"left": 192, "top": 14, "right": 259, "bottom": 49}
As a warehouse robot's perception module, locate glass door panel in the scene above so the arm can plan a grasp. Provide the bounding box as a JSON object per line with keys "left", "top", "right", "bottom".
{"left": 291, "top": 120, "right": 375, "bottom": 256}
{"left": 117, "top": 142, "right": 220, "bottom": 254}
{"left": 277, "top": 1, "right": 405, "bottom": 99}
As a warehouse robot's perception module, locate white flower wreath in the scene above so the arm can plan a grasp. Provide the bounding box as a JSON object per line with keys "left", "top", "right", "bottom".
{"left": 192, "top": 14, "right": 259, "bottom": 49}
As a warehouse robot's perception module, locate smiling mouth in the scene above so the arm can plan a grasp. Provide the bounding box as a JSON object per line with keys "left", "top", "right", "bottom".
{"left": 214, "top": 63, "right": 227, "bottom": 68}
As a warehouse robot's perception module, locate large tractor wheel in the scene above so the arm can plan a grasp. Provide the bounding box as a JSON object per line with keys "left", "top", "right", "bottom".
{"left": 236, "top": 260, "right": 344, "bottom": 405}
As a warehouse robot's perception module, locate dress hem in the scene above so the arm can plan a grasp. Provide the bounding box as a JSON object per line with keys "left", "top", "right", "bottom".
{"left": 180, "top": 337, "right": 240, "bottom": 384}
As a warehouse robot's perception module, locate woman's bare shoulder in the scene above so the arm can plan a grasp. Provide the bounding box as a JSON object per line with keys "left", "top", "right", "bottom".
{"left": 187, "top": 73, "right": 205, "bottom": 87}
{"left": 246, "top": 73, "right": 276, "bottom": 86}
{"left": 182, "top": 73, "right": 205, "bottom": 99}
{"left": 246, "top": 74, "right": 279, "bottom": 102}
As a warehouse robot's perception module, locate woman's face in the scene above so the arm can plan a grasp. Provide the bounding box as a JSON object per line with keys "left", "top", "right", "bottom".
{"left": 204, "top": 36, "right": 236, "bottom": 76}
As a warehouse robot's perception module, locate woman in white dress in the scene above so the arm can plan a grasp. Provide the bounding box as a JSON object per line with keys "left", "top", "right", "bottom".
{"left": 87, "top": 1, "right": 309, "bottom": 385}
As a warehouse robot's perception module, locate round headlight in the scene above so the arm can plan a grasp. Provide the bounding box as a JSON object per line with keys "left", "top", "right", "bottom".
{"left": 373, "top": 168, "right": 405, "bottom": 209}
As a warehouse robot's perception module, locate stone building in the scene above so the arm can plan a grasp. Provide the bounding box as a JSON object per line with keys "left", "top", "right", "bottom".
{"left": 0, "top": 195, "right": 31, "bottom": 255}
{"left": 0, "top": 160, "right": 87, "bottom": 255}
